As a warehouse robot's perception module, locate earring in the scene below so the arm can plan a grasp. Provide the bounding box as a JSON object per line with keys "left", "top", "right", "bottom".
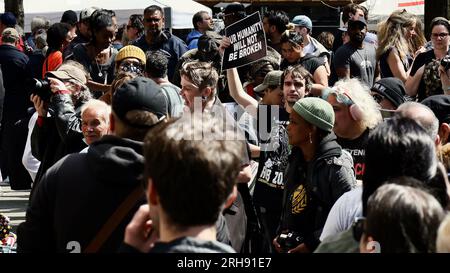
{"left": 309, "top": 132, "right": 313, "bottom": 144}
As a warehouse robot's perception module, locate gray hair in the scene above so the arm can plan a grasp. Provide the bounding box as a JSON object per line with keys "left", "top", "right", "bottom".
{"left": 31, "top": 16, "right": 50, "bottom": 32}
{"left": 81, "top": 99, "right": 111, "bottom": 123}
{"left": 397, "top": 102, "right": 439, "bottom": 141}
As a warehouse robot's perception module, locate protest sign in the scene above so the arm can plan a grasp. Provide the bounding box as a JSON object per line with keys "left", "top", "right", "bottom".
{"left": 222, "top": 12, "right": 267, "bottom": 70}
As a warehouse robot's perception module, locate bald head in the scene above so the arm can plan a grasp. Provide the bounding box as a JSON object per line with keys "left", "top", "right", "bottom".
{"left": 397, "top": 102, "right": 439, "bottom": 143}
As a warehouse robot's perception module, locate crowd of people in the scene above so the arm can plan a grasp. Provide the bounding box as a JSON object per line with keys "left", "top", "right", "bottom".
{"left": 0, "top": 1, "right": 449, "bottom": 253}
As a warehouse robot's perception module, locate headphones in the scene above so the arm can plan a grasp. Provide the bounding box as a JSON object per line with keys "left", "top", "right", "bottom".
{"left": 349, "top": 103, "right": 363, "bottom": 121}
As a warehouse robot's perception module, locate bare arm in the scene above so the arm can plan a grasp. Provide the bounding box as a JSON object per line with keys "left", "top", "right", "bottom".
{"left": 226, "top": 68, "right": 258, "bottom": 118}
{"left": 335, "top": 67, "right": 350, "bottom": 80}
{"left": 311, "top": 65, "right": 329, "bottom": 96}
{"left": 387, "top": 50, "right": 409, "bottom": 82}
{"left": 87, "top": 80, "right": 111, "bottom": 94}
{"left": 405, "top": 65, "right": 424, "bottom": 97}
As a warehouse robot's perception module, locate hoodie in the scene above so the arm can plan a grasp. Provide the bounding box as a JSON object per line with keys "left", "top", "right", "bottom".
{"left": 18, "top": 135, "right": 146, "bottom": 253}
{"left": 186, "top": 30, "right": 203, "bottom": 50}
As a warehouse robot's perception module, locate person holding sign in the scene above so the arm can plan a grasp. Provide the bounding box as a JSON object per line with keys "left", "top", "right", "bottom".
{"left": 227, "top": 67, "right": 290, "bottom": 252}
{"left": 280, "top": 30, "right": 328, "bottom": 97}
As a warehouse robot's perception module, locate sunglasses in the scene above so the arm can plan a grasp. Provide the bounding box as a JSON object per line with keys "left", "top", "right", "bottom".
{"left": 119, "top": 62, "right": 143, "bottom": 75}
{"left": 352, "top": 216, "right": 366, "bottom": 242}
{"left": 327, "top": 87, "right": 355, "bottom": 106}
{"left": 372, "top": 93, "right": 384, "bottom": 103}
{"left": 145, "top": 18, "right": 161, "bottom": 23}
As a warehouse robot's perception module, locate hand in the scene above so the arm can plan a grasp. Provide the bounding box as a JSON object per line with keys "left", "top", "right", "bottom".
{"left": 30, "top": 94, "right": 47, "bottom": 117}
{"left": 272, "top": 236, "right": 283, "bottom": 253}
{"left": 287, "top": 242, "right": 310, "bottom": 253}
{"left": 414, "top": 46, "right": 426, "bottom": 58}
{"left": 48, "top": 77, "right": 68, "bottom": 93}
{"left": 219, "top": 36, "right": 231, "bottom": 57}
{"left": 237, "top": 164, "right": 252, "bottom": 183}
{"left": 124, "top": 204, "right": 158, "bottom": 253}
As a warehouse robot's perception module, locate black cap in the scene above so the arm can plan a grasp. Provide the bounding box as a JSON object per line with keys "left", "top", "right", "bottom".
{"left": 224, "top": 2, "right": 246, "bottom": 14}
{"left": 0, "top": 12, "right": 16, "bottom": 27}
{"left": 348, "top": 17, "right": 367, "bottom": 28}
{"left": 371, "top": 78, "right": 406, "bottom": 108}
{"left": 112, "top": 77, "right": 168, "bottom": 125}
{"left": 61, "top": 10, "right": 78, "bottom": 26}
{"left": 421, "top": 95, "right": 450, "bottom": 125}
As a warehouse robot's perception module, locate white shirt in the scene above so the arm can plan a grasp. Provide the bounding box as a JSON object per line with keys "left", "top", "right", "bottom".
{"left": 303, "top": 42, "right": 316, "bottom": 55}
{"left": 320, "top": 186, "right": 363, "bottom": 241}
{"left": 22, "top": 112, "right": 40, "bottom": 182}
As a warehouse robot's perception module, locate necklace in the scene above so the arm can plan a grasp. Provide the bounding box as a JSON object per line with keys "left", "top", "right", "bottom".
{"left": 95, "top": 57, "right": 103, "bottom": 78}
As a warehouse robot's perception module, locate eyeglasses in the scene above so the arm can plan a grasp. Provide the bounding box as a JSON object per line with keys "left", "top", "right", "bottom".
{"left": 145, "top": 18, "right": 161, "bottom": 23}
{"left": 352, "top": 216, "right": 366, "bottom": 242}
{"left": 431, "top": 32, "right": 449, "bottom": 39}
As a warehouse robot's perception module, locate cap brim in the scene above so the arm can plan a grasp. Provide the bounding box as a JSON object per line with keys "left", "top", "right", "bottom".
{"left": 348, "top": 21, "right": 367, "bottom": 28}
{"left": 46, "top": 71, "right": 85, "bottom": 85}
{"left": 254, "top": 83, "right": 268, "bottom": 93}
{"left": 338, "top": 27, "right": 347, "bottom": 32}
{"left": 46, "top": 71, "right": 72, "bottom": 81}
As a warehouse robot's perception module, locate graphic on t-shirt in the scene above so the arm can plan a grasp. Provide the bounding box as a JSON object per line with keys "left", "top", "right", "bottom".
{"left": 258, "top": 123, "right": 289, "bottom": 188}
{"left": 359, "top": 60, "right": 373, "bottom": 69}
{"left": 292, "top": 184, "right": 307, "bottom": 214}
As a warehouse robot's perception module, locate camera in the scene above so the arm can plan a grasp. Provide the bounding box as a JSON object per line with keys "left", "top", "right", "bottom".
{"left": 441, "top": 55, "right": 450, "bottom": 70}
{"left": 276, "top": 231, "right": 304, "bottom": 252}
{"left": 27, "top": 78, "right": 52, "bottom": 102}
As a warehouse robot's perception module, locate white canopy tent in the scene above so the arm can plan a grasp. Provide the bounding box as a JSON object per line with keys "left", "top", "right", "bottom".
{"left": 0, "top": 0, "right": 212, "bottom": 32}
{"left": 361, "top": 0, "right": 424, "bottom": 22}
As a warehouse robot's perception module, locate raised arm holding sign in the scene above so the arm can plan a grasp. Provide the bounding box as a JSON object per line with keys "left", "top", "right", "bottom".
{"left": 222, "top": 12, "right": 268, "bottom": 70}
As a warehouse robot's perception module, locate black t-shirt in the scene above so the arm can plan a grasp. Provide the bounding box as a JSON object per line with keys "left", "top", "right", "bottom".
{"left": 280, "top": 53, "right": 325, "bottom": 75}
{"left": 253, "top": 105, "right": 290, "bottom": 213}
{"left": 379, "top": 47, "right": 411, "bottom": 79}
{"left": 280, "top": 148, "right": 314, "bottom": 235}
{"left": 410, "top": 49, "right": 450, "bottom": 101}
{"left": 337, "top": 128, "right": 370, "bottom": 180}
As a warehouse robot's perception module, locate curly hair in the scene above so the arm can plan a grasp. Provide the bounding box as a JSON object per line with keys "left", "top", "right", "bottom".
{"left": 333, "top": 78, "right": 382, "bottom": 130}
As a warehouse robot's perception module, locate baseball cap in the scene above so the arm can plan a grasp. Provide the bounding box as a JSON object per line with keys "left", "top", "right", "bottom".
{"left": 421, "top": 95, "right": 450, "bottom": 125}
{"left": 80, "top": 7, "right": 98, "bottom": 21}
{"left": 292, "top": 15, "right": 312, "bottom": 31}
{"left": 46, "top": 64, "right": 88, "bottom": 85}
{"left": 371, "top": 78, "right": 406, "bottom": 108}
{"left": 1, "top": 12, "right": 16, "bottom": 27}
{"left": 61, "top": 10, "right": 78, "bottom": 26}
{"left": 254, "top": 70, "right": 283, "bottom": 93}
{"left": 348, "top": 17, "right": 367, "bottom": 28}
{"left": 2, "top": 27, "right": 19, "bottom": 39}
{"left": 112, "top": 77, "right": 168, "bottom": 125}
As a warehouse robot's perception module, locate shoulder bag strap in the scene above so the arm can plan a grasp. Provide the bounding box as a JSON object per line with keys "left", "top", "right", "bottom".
{"left": 84, "top": 187, "right": 144, "bottom": 253}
